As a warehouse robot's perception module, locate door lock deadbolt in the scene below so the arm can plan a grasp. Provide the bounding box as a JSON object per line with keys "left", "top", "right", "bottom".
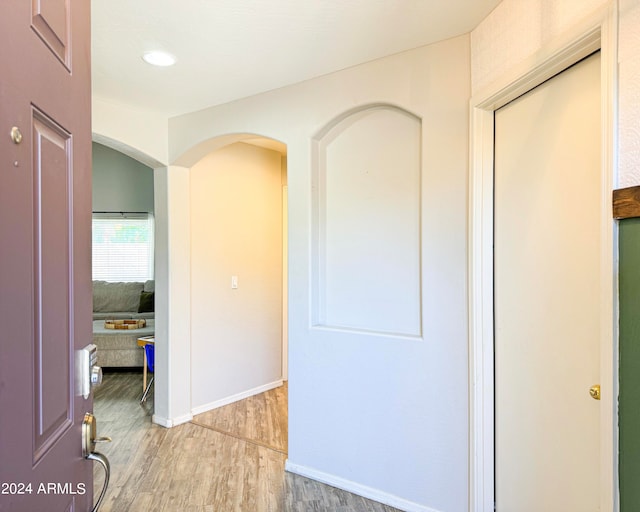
{"left": 10, "top": 126, "right": 22, "bottom": 144}
{"left": 77, "top": 344, "right": 103, "bottom": 399}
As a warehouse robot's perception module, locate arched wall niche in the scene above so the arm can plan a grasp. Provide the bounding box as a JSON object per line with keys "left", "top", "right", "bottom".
{"left": 311, "top": 103, "right": 423, "bottom": 338}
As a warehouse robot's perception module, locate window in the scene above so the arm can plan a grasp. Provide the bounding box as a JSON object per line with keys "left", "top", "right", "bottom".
{"left": 92, "top": 213, "right": 154, "bottom": 282}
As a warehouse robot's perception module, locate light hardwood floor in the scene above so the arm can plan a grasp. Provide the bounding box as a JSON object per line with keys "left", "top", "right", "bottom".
{"left": 93, "top": 372, "right": 401, "bottom": 512}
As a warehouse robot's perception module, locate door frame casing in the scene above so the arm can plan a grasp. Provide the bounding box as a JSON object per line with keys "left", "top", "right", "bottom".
{"left": 468, "top": 5, "right": 619, "bottom": 512}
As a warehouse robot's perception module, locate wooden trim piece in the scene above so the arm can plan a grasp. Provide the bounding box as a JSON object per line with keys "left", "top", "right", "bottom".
{"left": 613, "top": 186, "right": 640, "bottom": 219}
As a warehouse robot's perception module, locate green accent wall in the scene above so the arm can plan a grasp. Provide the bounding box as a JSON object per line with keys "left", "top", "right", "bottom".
{"left": 619, "top": 218, "right": 640, "bottom": 510}
{"left": 92, "top": 142, "right": 154, "bottom": 212}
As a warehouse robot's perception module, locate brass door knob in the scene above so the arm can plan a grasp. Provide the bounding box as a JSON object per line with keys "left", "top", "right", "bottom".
{"left": 589, "top": 384, "right": 601, "bottom": 400}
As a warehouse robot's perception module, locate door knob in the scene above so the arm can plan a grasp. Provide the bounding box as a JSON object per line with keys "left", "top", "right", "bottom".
{"left": 589, "top": 384, "right": 601, "bottom": 400}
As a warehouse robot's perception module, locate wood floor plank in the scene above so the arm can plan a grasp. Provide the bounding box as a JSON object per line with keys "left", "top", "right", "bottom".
{"left": 93, "top": 372, "right": 400, "bottom": 512}
{"left": 193, "top": 383, "right": 288, "bottom": 453}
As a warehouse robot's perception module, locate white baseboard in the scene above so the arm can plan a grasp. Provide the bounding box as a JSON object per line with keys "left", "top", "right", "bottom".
{"left": 284, "top": 461, "right": 441, "bottom": 512}
{"left": 152, "top": 413, "right": 193, "bottom": 428}
{"left": 152, "top": 415, "right": 172, "bottom": 428}
{"left": 191, "top": 379, "right": 284, "bottom": 416}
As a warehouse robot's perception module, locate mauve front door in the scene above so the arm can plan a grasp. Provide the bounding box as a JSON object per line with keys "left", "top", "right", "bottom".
{"left": 0, "top": 1, "right": 93, "bottom": 511}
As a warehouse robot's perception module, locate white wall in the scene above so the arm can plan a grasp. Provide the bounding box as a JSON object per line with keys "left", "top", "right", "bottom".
{"left": 619, "top": 0, "right": 640, "bottom": 187}
{"left": 167, "top": 35, "right": 470, "bottom": 512}
{"left": 471, "top": 0, "right": 607, "bottom": 93}
{"left": 92, "top": 95, "right": 169, "bottom": 168}
{"left": 152, "top": 166, "right": 192, "bottom": 427}
{"left": 471, "top": 0, "right": 640, "bottom": 187}
{"left": 190, "top": 142, "right": 284, "bottom": 412}
{"left": 92, "top": 142, "right": 154, "bottom": 212}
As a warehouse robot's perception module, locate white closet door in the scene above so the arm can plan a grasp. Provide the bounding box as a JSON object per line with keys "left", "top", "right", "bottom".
{"left": 494, "top": 52, "right": 601, "bottom": 512}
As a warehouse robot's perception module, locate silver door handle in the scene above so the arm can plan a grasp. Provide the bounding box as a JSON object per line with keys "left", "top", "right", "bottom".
{"left": 87, "top": 451, "right": 110, "bottom": 512}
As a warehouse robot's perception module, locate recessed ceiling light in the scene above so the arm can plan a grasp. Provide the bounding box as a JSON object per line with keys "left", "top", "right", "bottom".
{"left": 142, "top": 51, "right": 176, "bottom": 67}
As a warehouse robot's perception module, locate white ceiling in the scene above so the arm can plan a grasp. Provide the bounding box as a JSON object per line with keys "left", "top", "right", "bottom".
{"left": 92, "top": 0, "right": 501, "bottom": 118}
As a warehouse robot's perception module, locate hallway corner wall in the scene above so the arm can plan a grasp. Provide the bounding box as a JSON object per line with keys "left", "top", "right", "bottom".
{"left": 168, "top": 34, "right": 471, "bottom": 512}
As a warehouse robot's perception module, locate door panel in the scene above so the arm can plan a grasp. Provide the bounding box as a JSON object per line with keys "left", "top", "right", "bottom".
{"left": 494, "top": 53, "right": 601, "bottom": 511}
{"left": 33, "top": 109, "right": 73, "bottom": 462}
{"left": 0, "top": 1, "right": 92, "bottom": 511}
{"left": 31, "top": 0, "right": 71, "bottom": 67}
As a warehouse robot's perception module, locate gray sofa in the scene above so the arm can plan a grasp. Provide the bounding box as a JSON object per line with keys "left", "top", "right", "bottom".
{"left": 92, "top": 280, "right": 155, "bottom": 320}
{"left": 92, "top": 280, "right": 155, "bottom": 367}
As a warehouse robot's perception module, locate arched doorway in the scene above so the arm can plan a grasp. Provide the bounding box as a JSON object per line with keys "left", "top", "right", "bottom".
{"left": 188, "top": 137, "right": 288, "bottom": 415}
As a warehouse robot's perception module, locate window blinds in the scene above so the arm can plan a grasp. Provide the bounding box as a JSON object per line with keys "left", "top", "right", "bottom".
{"left": 92, "top": 213, "right": 154, "bottom": 282}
